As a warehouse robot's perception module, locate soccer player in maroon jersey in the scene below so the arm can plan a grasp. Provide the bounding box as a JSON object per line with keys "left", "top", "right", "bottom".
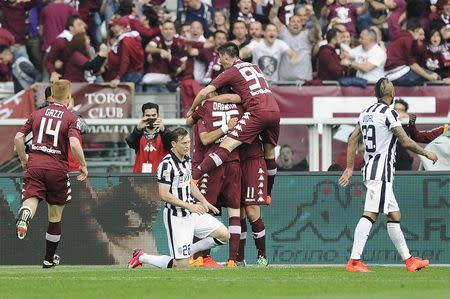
{"left": 187, "top": 42, "right": 280, "bottom": 201}
{"left": 187, "top": 91, "right": 242, "bottom": 267}
{"left": 14, "top": 80, "right": 88, "bottom": 268}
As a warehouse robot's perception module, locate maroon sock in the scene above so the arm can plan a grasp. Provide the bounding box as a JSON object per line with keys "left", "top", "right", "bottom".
{"left": 265, "top": 159, "right": 277, "bottom": 196}
{"left": 193, "top": 147, "right": 231, "bottom": 180}
{"left": 251, "top": 217, "right": 266, "bottom": 258}
{"left": 228, "top": 217, "right": 241, "bottom": 261}
{"left": 45, "top": 221, "right": 61, "bottom": 263}
{"left": 237, "top": 218, "right": 247, "bottom": 262}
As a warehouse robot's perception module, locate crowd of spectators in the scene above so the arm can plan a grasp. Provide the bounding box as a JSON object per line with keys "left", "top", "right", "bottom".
{"left": 2, "top": 0, "right": 450, "bottom": 101}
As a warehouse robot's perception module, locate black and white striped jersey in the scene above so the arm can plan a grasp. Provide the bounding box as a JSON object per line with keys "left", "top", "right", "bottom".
{"left": 359, "top": 101, "right": 401, "bottom": 182}
{"left": 157, "top": 152, "right": 194, "bottom": 217}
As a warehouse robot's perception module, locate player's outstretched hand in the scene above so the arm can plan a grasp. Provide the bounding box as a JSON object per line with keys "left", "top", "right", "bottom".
{"left": 186, "top": 108, "right": 194, "bottom": 118}
{"left": 339, "top": 168, "right": 353, "bottom": 187}
{"left": 77, "top": 165, "right": 88, "bottom": 181}
{"left": 425, "top": 151, "right": 438, "bottom": 164}
{"left": 188, "top": 203, "right": 207, "bottom": 214}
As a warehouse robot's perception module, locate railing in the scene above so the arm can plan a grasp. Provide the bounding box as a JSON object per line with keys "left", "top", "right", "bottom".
{"left": 1, "top": 117, "right": 447, "bottom": 171}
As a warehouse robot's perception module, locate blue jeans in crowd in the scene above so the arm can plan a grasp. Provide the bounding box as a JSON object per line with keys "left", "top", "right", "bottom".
{"left": 122, "top": 72, "right": 144, "bottom": 92}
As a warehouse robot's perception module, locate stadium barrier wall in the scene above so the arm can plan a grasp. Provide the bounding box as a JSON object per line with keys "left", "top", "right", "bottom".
{"left": 0, "top": 172, "right": 448, "bottom": 265}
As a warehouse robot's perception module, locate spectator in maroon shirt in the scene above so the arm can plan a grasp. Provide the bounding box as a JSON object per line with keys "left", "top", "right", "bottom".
{"left": 0, "top": 26, "right": 16, "bottom": 47}
{"left": 317, "top": 28, "right": 349, "bottom": 80}
{"left": 424, "top": 28, "right": 450, "bottom": 80}
{"left": 39, "top": 0, "right": 77, "bottom": 52}
{"left": 62, "top": 33, "right": 108, "bottom": 82}
{"left": 327, "top": 0, "right": 368, "bottom": 36}
{"left": 142, "top": 20, "right": 187, "bottom": 90}
{"left": 46, "top": 15, "right": 86, "bottom": 82}
{"left": 0, "top": 0, "right": 36, "bottom": 45}
{"left": 108, "top": 16, "right": 145, "bottom": 88}
{"left": 0, "top": 45, "right": 13, "bottom": 82}
{"left": 385, "top": 19, "right": 440, "bottom": 86}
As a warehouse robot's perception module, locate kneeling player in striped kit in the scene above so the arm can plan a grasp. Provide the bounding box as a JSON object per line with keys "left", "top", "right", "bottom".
{"left": 128, "top": 128, "right": 230, "bottom": 268}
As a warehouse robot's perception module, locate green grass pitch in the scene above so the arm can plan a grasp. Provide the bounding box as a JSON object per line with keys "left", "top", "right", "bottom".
{"left": 0, "top": 266, "right": 449, "bottom": 299}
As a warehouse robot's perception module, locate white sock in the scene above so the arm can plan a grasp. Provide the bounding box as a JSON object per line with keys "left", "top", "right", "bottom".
{"left": 387, "top": 222, "right": 411, "bottom": 260}
{"left": 350, "top": 217, "right": 373, "bottom": 260}
{"left": 139, "top": 254, "right": 172, "bottom": 268}
{"left": 190, "top": 237, "right": 224, "bottom": 255}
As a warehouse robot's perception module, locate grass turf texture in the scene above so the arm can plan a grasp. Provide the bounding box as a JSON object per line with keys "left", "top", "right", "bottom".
{"left": 0, "top": 266, "right": 449, "bottom": 299}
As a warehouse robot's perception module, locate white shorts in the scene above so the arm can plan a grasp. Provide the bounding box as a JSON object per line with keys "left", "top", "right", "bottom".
{"left": 364, "top": 180, "right": 399, "bottom": 215}
{"left": 163, "top": 208, "right": 223, "bottom": 259}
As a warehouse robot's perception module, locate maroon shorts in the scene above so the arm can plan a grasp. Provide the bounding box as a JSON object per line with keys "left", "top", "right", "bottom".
{"left": 22, "top": 168, "right": 71, "bottom": 206}
{"left": 198, "top": 161, "right": 241, "bottom": 209}
{"left": 241, "top": 158, "right": 268, "bottom": 206}
{"left": 229, "top": 110, "right": 280, "bottom": 145}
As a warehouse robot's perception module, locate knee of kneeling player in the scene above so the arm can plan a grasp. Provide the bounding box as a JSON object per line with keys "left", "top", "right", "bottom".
{"left": 217, "top": 227, "right": 231, "bottom": 243}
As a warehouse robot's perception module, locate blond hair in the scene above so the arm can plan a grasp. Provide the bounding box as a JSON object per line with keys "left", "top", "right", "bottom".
{"left": 51, "top": 80, "right": 71, "bottom": 101}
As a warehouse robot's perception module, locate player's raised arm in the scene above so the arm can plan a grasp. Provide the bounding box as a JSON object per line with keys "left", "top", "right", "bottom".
{"left": 187, "top": 85, "right": 217, "bottom": 117}
{"left": 207, "top": 93, "right": 241, "bottom": 104}
{"left": 339, "top": 125, "right": 362, "bottom": 187}
{"left": 392, "top": 127, "right": 438, "bottom": 164}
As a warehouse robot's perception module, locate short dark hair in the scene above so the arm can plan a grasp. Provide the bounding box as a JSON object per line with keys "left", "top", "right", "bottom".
{"left": 326, "top": 28, "right": 339, "bottom": 43}
{"left": 214, "top": 30, "right": 227, "bottom": 39}
{"left": 65, "top": 15, "right": 82, "bottom": 30}
{"left": 142, "top": 102, "right": 159, "bottom": 115}
{"left": 44, "top": 86, "right": 52, "bottom": 100}
{"left": 394, "top": 98, "right": 409, "bottom": 112}
{"left": 217, "top": 42, "right": 240, "bottom": 58}
{"left": 0, "top": 45, "right": 10, "bottom": 54}
{"left": 168, "top": 127, "right": 189, "bottom": 144}
{"left": 375, "top": 77, "right": 393, "bottom": 99}
{"left": 406, "top": 19, "right": 422, "bottom": 31}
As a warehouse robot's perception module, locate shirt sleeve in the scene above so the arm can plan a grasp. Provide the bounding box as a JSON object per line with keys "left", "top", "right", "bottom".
{"left": 68, "top": 116, "right": 82, "bottom": 139}
{"left": 19, "top": 113, "right": 34, "bottom": 135}
{"left": 278, "top": 40, "right": 290, "bottom": 52}
{"left": 210, "top": 67, "right": 235, "bottom": 89}
{"left": 197, "top": 120, "right": 207, "bottom": 134}
{"left": 386, "top": 109, "right": 401, "bottom": 130}
{"left": 157, "top": 160, "right": 173, "bottom": 184}
{"left": 191, "top": 104, "right": 205, "bottom": 123}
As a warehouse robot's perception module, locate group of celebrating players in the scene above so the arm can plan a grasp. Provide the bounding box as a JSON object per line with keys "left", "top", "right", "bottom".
{"left": 13, "top": 42, "right": 439, "bottom": 272}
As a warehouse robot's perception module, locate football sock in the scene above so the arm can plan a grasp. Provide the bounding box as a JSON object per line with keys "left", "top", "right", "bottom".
{"left": 387, "top": 221, "right": 411, "bottom": 260}
{"left": 228, "top": 217, "right": 241, "bottom": 261}
{"left": 202, "top": 249, "right": 211, "bottom": 258}
{"left": 350, "top": 216, "right": 374, "bottom": 260}
{"left": 194, "top": 147, "right": 231, "bottom": 180}
{"left": 192, "top": 236, "right": 203, "bottom": 259}
{"left": 190, "top": 237, "right": 225, "bottom": 255}
{"left": 251, "top": 217, "right": 266, "bottom": 258}
{"left": 265, "top": 159, "right": 277, "bottom": 196}
{"left": 237, "top": 218, "right": 247, "bottom": 262}
{"left": 44, "top": 221, "right": 61, "bottom": 263}
{"left": 139, "top": 254, "right": 173, "bottom": 268}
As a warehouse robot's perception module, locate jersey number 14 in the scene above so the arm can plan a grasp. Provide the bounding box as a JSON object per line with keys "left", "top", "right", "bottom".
{"left": 37, "top": 117, "right": 62, "bottom": 147}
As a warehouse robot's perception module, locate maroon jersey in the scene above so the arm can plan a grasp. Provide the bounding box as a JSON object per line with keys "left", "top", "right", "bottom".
{"left": 147, "top": 35, "right": 187, "bottom": 75}
{"left": 278, "top": 0, "right": 297, "bottom": 26}
{"left": 191, "top": 125, "right": 204, "bottom": 169}
{"left": 211, "top": 60, "right": 279, "bottom": 113}
{"left": 239, "top": 137, "right": 264, "bottom": 160}
{"left": 19, "top": 103, "right": 81, "bottom": 171}
{"left": 192, "top": 101, "right": 244, "bottom": 162}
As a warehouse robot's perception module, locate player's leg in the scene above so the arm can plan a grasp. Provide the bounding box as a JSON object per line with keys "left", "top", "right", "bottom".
{"left": 190, "top": 214, "right": 230, "bottom": 255}
{"left": 385, "top": 184, "right": 429, "bottom": 271}
{"left": 43, "top": 204, "right": 65, "bottom": 268}
{"left": 347, "top": 181, "right": 381, "bottom": 272}
{"left": 193, "top": 137, "right": 242, "bottom": 180}
{"left": 263, "top": 143, "right": 276, "bottom": 201}
{"left": 227, "top": 207, "right": 241, "bottom": 267}
{"left": 245, "top": 204, "right": 268, "bottom": 267}
{"left": 16, "top": 197, "right": 39, "bottom": 239}
{"left": 236, "top": 208, "right": 247, "bottom": 265}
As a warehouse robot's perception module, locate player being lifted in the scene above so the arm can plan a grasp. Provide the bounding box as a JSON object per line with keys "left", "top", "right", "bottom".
{"left": 339, "top": 78, "right": 438, "bottom": 272}
{"left": 14, "top": 80, "right": 88, "bottom": 268}
{"left": 187, "top": 89, "right": 242, "bottom": 267}
{"left": 187, "top": 42, "right": 280, "bottom": 202}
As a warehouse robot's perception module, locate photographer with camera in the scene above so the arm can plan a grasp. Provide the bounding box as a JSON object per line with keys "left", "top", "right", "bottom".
{"left": 126, "top": 103, "right": 169, "bottom": 173}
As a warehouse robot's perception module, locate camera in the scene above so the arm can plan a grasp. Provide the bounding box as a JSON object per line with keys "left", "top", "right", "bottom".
{"left": 146, "top": 118, "right": 156, "bottom": 128}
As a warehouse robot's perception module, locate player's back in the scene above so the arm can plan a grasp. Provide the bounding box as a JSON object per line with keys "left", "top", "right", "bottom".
{"left": 196, "top": 101, "right": 244, "bottom": 161}
{"left": 211, "top": 60, "right": 280, "bottom": 112}
{"left": 359, "top": 102, "right": 401, "bottom": 182}
{"left": 20, "top": 103, "right": 80, "bottom": 171}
